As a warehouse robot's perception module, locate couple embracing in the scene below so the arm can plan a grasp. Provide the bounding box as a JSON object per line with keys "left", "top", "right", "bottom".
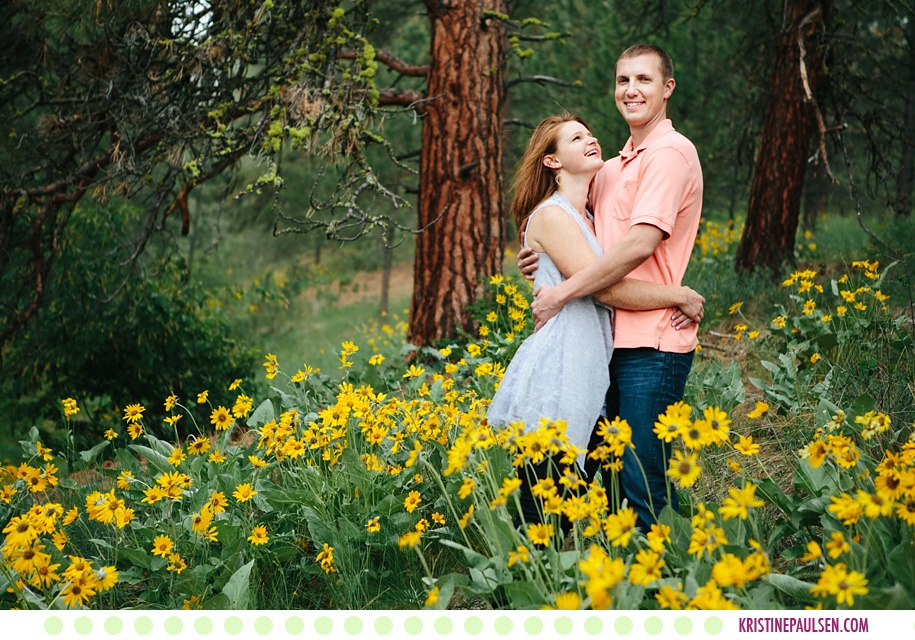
{"left": 487, "top": 44, "right": 704, "bottom": 534}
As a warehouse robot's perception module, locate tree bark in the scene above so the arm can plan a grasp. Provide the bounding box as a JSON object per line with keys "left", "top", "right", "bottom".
{"left": 407, "top": 0, "right": 506, "bottom": 346}
{"left": 735, "top": 0, "right": 825, "bottom": 274}
{"left": 380, "top": 223, "right": 394, "bottom": 316}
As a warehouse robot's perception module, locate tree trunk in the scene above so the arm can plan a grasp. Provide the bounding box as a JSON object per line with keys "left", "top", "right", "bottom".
{"left": 407, "top": 0, "right": 506, "bottom": 346}
{"left": 735, "top": 0, "right": 825, "bottom": 274}
{"left": 802, "top": 164, "right": 830, "bottom": 233}
{"left": 380, "top": 223, "right": 394, "bottom": 316}
{"left": 894, "top": 19, "right": 915, "bottom": 217}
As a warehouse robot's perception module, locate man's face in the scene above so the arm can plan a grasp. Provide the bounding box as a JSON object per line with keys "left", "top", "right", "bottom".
{"left": 614, "top": 53, "right": 675, "bottom": 134}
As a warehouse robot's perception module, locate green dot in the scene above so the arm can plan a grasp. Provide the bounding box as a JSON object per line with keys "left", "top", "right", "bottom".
{"left": 344, "top": 617, "right": 362, "bottom": 635}
{"left": 494, "top": 616, "right": 513, "bottom": 635}
{"left": 405, "top": 616, "right": 423, "bottom": 635}
{"left": 195, "top": 617, "right": 214, "bottom": 635}
{"left": 74, "top": 617, "right": 93, "bottom": 635}
{"left": 314, "top": 616, "right": 333, "bottom": 635}
{"left": 375, "top": 617, "right": 393, "bottom": 635}
{"left": 674, "top": 616, "right": 693, "bottom": 635}
{"left": 615, "top": 616, "right": 634, "bottom": 635}
{"left": 434, "top": 617, "right": 453, "bottom": 634}
{"left": 524, "top": 617, "right": 543, "bottom": 634}
{"left": 134, "top": 617, "right": 153, "bottom": 636}
{"left": 225, "top": 616, "right": 244, "bottom": 636}
{"left": 644, "top": 616, "right": 663, "bottom": 635}
{"left": 44, "top": 617, "right": 64, "bottom": 635}
{"left": 704, "top": 616, "right": 724, "bottom": 635}
{"left": 554, "top": 616, "right": 573, "bottom": 635}
{"left": 464, "top": 616, "right": 483, "bottom": 636}
{"left": 584, "top": 617, "right": 603, "bottom": 635}
{"left": 286, "top": 617, "right": 305, "bottom": 635}
{"left": 104, "top": 617, "right": 123, "bottom": 635}
{"left": 164, "top": 616, "right": 183, "bottom": 636}
{"left": 254, "top": 617, "right": 273, "bottom": 635}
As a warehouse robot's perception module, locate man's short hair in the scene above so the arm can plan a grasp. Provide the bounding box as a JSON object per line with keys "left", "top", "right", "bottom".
{"left": 617, "top": 44, "right": 674, "bottom": 80}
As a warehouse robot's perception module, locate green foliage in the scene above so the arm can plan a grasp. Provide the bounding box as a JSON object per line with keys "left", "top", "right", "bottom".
{"left": 0, "top": 203, "right": 260, "bottom": 448}
{"left": 740, "top": 261, "right": 914, "bottom": 425}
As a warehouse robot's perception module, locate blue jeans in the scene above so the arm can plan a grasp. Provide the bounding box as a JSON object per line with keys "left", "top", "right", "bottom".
{"left": 590, "top": 347, "right": 694, "bottom": 532}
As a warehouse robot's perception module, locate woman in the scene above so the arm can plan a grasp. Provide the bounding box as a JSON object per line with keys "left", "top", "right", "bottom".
{"left": 486, "top": 113, "right": 703, "bottom": 528}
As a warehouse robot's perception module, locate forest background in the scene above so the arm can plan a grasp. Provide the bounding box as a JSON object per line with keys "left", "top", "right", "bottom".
{"left": 2, "top": 0, "right": 912, "bottom": 455}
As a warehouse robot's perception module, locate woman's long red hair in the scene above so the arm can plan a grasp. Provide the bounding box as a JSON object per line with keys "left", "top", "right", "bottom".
{"left": 509, "top": 113, "right": 590, "bottom": 236}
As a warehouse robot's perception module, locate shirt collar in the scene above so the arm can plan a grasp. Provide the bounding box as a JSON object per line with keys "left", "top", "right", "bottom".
{"left": 619, "top": 119, "right": 675, "bottom": 162}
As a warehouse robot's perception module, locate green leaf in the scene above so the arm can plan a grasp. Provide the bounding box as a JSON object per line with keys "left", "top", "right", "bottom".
{"left": 423, "top": 573, "right": 467, "bottom": 610}
{"left": 755, "top": 479, "right": 796, "bottom": 514}
{"left": 792, "top": 495, "right": 834, "bottom": 528}
{"left": 128, "top": 444, "right": 172, "bottom": 475}
{"left": 468, "top": 565, "right": 503, "bottom": 594}
{"left": 19, "top": 586, "right": 50, "bottom": 610}
{"left": 114, "top": 566, "right": 144, "bottom": 585}
{"left": 249, "top": 399, "right": 275, "bottom": 427}
{"left": 501, "top": 580, "right": 545, "bottom": 609}
{"left": 815, "top": 332, "right": 838, "bottom": 352}
{"left": 297, "top": 505, "right": 336, "bottom": 543}
{"left": 119, "top": 547, "right": 152, "bottom": 570}
{"left": 144, "top": 432, "right": 176, "bottom": 457}
{"left": 203, "top": 593, "right": 231, "bottom": 610}
{"left": 793, "top": 461, "right": 851, "bottom": 497}
{"left": 221, "top": 559, "right": 255, "bottom": 610}
{"left": 215, "top": 522, "right": 244, "bottom": 557}
{"left": 856, "top": 582, "right": 915, "bottom": 610}
{"left": 614, "top": 582, "right": 646, "bottom": 610}
{"left": 850, "top": 394, "right": 876, "bottom": 417}
{"left": 768, "top": 522, "right": 801, "bottom": 548}
{"left": 765, "top": 573, "right": 816, "bottom": 605}
{"left": 439, "top": 538, "right": 493, "bottom": 571}
{"left": 78, "top": 440, "right": 109, "bottom": 464}
{"left": 887, "top": 543, "right": 915, "bottom": 592}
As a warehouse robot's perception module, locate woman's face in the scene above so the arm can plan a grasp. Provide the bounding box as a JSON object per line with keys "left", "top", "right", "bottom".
{"left": 544, "top": 120, "right": 603, "bottom": 176}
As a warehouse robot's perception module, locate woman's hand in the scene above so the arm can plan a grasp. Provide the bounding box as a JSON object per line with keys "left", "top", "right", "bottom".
{"left": 672, "top": 286, "right": 705, "bottom": 328}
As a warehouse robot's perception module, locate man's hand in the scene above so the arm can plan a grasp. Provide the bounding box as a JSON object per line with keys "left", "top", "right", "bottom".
{"left": 517, "top": 243, "right": 538, "bottom": 281}
{"left": 531, "top": 283, "right": 565, "bottom": 331}
{"left": 677, "top": 286, "right": 705, "bottom": 323}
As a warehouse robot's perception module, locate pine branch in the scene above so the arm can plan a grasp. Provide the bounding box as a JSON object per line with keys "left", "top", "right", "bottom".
{"left": 505, "top": 75, "right": 579, "bottom": 90}
{"left": 338, "top": 49, "right": 428, "bottom": 77}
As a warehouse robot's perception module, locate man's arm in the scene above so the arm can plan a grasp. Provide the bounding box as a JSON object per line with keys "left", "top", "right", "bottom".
{"left": 531, "top": 223, "right": 664, "bottom": 329}
{"left": 527, "top": 213, "right": 701, "bottom": 327}
{"left": 517, "top": 240, "right": 538, "bottom": 281}
{"left": 602, "top": 279, "right": 704, "bottom": 323}
{"left": 519, "top": 228, "right": 702, "bottom": 322}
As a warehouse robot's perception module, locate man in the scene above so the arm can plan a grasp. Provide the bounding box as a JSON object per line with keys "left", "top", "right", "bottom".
{"left": 521, "top": 44, "right": 703, "bottom": 531}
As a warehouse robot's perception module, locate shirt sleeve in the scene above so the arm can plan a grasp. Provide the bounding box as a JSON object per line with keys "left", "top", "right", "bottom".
{"left": 629, "top": 146, "right": 692, "bottom": 238}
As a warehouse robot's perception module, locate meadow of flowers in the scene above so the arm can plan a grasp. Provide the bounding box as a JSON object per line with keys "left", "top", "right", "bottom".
{"left": 2, "top": 235, "right": 914, "bottom": 610}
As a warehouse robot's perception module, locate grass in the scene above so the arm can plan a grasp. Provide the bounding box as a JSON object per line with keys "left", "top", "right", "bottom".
{"left": 264, "top": 290, "right": 414, "bottom": 376}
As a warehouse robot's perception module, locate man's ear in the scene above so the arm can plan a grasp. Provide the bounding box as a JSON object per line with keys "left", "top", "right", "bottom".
{"left": 664, "top": 77, "right": 676, "bottom": 99}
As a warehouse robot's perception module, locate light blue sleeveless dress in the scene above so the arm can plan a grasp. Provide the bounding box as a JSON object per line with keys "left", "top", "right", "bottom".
{"left": 487, "top": 192, "right": 614, "bottom": 471}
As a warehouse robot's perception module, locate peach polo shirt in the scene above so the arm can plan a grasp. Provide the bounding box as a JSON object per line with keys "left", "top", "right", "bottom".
{"left": 591, "top": 119, "right": 703, "bottom": 353}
